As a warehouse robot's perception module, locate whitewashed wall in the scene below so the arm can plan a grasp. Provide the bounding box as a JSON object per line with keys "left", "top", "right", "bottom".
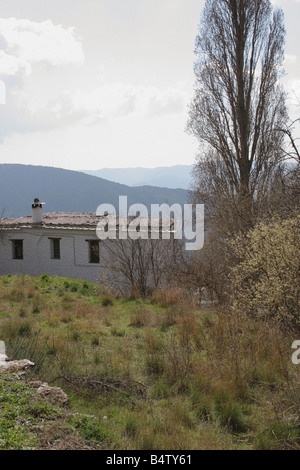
{"left": 0, "top": 228, "right": 106, "bottom": 282}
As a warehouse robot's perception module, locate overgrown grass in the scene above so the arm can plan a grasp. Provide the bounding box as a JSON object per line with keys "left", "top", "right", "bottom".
{"left": 0, "top": 275, "right": 299, "bottom": 450}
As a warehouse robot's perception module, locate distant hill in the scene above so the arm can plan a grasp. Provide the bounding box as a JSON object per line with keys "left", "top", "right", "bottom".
{"left": 0, "top": 164, "right": 188, "bottom": 218}
{"left": 83, "top": 165, "right": 194, "bottom": 190}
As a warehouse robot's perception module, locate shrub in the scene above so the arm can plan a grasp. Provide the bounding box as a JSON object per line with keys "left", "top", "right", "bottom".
{"left": 129, "top": 308, "right": 152, "bottom": 328}
{"left": 71, "top": 330, "right": 81, "bottom": 342}
{"left": 32, "top": 295, "right": 41, "bottom": 314}
{"left": 230, "top": 213, "right": 300, "bottom": 330}
{"left": 18, "top": 321, "right": 31, "bottom": 337}
{"left": 151, "top": 288, "right": 182, "bottom": 307}
{"left": 68, "top": 414, "right": 109, "bottom": 444}
{"left": 214, "top": 396, "right": 248, "bottom": 433}
{"left": 194, "top": 397, "right": 214, "bottom": 422}
{"left": 70, "top": 282, "right": 79, "bottom": 292}
{"left": 91, "top": 336, "right": 100, "bottom": 346}
{"left": 101, "top": 296, "right": 114, "bottom": 307}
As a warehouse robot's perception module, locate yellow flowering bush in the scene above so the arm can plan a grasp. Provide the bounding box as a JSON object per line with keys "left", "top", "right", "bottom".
{"left": 230, "top": 213, "right": 300, "bottom": 330}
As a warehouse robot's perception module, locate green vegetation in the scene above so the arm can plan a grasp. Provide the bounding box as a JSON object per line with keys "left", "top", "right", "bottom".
{"left": 0, "top": 274, "right": 299, "bottom": 450}
{"left": 0, "top": 373, "right": 107, "bottom": 450}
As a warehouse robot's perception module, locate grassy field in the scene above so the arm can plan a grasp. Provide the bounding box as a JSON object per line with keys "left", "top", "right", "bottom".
{"left": 0, "top": 274, "right": 299, "bottom": 450}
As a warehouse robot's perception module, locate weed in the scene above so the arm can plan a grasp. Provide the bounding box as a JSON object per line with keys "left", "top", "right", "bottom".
{"left": 254, "top": 421, "right": 300, "bottom": 450}
{"left": 123, "top": 415, "right": 139, "bottom": 438}
{"left": 214, "top": 390, "right": 248, "bottom": 433}
{"left": 101, "top": 296, "right": 114, "bottom": 307}
{"left": 18, "top": 321, "right": 31, "bottom": 337}
{"left": 68, "top": 414, "right": 110, "bottom": 444}
{"left": 91, "top": 336, "right": 100, "bottom": 346}
{"left": 110, "top": 327, "right": 125, "bottom": 337}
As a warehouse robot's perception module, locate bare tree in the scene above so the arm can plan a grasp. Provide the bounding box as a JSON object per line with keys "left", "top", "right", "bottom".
{"left": 279, "top": 120, "right": 300, "bottom": 163}
{"left": 276, "top": 97, "right": 300, "bottom": 207}
{"left": 183, "top": 1, "right": 290, "bottom": 302}
{"left": 99, "top": 238, "right": 180, "bottom": 298}
{"left": 277, "top": 93, "right": 300, "bottom": 164}
{"left": 187, "top": 0, "right": 288, "bottom": 231}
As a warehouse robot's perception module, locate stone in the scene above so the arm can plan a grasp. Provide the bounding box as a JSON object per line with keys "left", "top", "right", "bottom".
{"left": 0, "top": 340, "right": 34, "bottom": 373}
{"left": 0, "top": 343, "right": 68, "bottom": 406}
{"left": 37, "top": 383, "right": 69, "bottom": 406}
{"left": 0, "top": 359, "right": 35, "bottom": 373}
{"left": 26, "top": 381, "right": 45, "bottom": 388}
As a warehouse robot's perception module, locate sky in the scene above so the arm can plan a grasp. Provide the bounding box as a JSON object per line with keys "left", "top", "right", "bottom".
{"left": 0, "top": 0, "right": 299, "bottom": 171}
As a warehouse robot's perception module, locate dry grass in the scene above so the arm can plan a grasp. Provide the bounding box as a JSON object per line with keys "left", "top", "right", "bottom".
{"left": 151, "top": 287, "right": 186, "bottom": 307}
{"left": 0, "top": 274, "right": 299, "bottom": 450}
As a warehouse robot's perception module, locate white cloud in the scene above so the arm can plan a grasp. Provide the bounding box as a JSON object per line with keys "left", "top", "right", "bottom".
{"left": 284, "top": 78, "right": 300, "bottom": 113}
{"left": 1, "top": 0, "right": 297, "bottom": 172}
{"left": 0, "top": 50, "right": 31, "bottom": 76}
{"left": 0, "top": 14, "right": 188, "bottom": 141}
{"left": 147, "top": 88, "right": 186, "bottom": 116}
{"left": 0, "top": 17, "right": 84, "bottom": 77}
{"left": 0, "top": 78, "right": 189, "bottom": 143}
{"left": 271, "top": 0, "right": 300, "bottom": 5}
{"left": 21, "top": 82, "right": 188, "bottom": 128}
{"left": 0, "top": 111, "right": 198, "bottom": 170}
{"left": 284, "top": 53, "right": 297, "bottom": 65}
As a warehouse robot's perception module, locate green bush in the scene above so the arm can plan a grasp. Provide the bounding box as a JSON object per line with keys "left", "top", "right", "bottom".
{"left": 68, "top": 414, "right": 109, "bottom": 444}
{"left": 101, "top": 296, "right": 114, "bottom": 307}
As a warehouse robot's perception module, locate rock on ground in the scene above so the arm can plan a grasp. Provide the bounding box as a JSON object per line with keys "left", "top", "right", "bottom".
{"left": 0, "top": 359, "right": 35, "bottom": 373}
{"left": 0, "top": 346, "right": 69, "bottom": 407}
{"left": 34, "top": 382, "right": 69, "bottom": 406}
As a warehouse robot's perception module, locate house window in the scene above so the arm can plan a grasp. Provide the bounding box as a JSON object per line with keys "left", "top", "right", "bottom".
{"left": 87, "top": 240, "right": 100, "bottom": 264}
{"left": 49, "top": 238, "right": 61, "bottom": 259}
{"left": 12, "top": 240, "right": 23, "bottom": 260}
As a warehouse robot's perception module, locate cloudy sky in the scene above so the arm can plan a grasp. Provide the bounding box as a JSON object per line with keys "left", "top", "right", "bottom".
{"left": 0, "top": 0, "right": 299, "bottom": 171}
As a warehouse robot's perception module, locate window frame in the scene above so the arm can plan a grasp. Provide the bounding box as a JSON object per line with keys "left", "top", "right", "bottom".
{"left": 49, "top": 237, "right": 61, "bottom": 260}
{"left": 11, "top": 239, "right": 24, "bottom": 260}
{"left": 86, "top": 239, "right": 100, "bottom": 264}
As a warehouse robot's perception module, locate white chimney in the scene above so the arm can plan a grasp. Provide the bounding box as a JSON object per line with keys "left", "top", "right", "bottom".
{"left": 32, "top": 198, "right": 45, "bottom": 224}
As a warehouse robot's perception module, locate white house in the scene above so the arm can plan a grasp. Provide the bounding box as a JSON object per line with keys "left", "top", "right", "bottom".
{"left": 0, "top": 198, "right": 175, "bottom": 284}
{"left": 0, "top": 198, "right": 107, "bottom": 282}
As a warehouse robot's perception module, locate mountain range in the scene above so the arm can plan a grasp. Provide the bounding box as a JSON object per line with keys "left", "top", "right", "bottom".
{"left": 0, "top": 164, "right": 188, "bottom": 218}
{"left": 84, "top": 165, "right": 194, "bottom": 189}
